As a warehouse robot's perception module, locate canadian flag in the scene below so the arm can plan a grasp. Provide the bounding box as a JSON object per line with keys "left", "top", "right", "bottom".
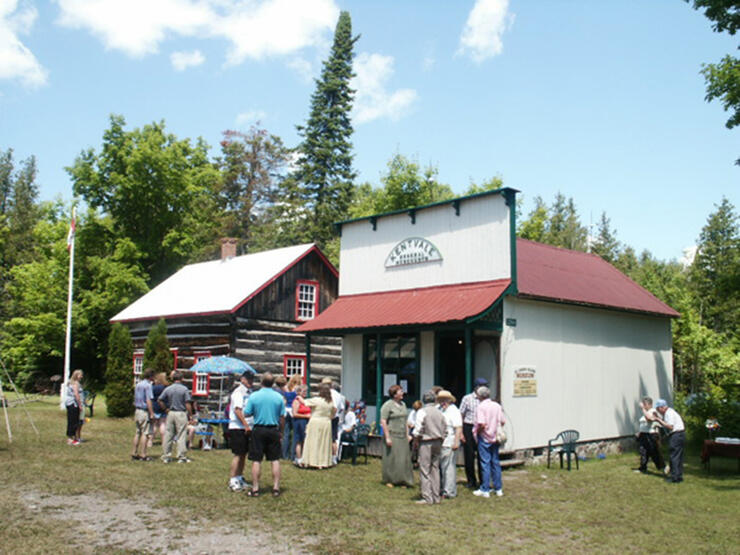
{"left": 66, "top": 212, "right": 76, "bottom": 251}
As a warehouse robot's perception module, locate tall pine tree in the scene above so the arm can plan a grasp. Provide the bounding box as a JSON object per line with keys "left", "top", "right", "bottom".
{"left": 294, "top": 10, "right": 358, "bottom": 249}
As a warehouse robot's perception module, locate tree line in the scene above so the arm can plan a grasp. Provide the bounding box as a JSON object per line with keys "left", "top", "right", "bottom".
{"left": 0, "top": 9, "right": 737, "bottom": 433}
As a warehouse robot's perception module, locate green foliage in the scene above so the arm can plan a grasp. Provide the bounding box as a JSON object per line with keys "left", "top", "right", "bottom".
{"left": 675, "top": 387, "right": 740, "bottom": 444}
{"left": 518, "top": 196, "right": 548, "bottom": 242}
{"left": 67, "top": 115, "right": 221, "bottom": 284}
{"left": 517, "top": 193, "right": 588, "bottom": 250}
{"left": 463, "top": 176, "right": 504, "bottom": 195}
{"left": 144, "top": 318, "right": 172, "bottom": 376}
{"left": 688, "top": 0, "right": 740, "bottom": 164}
{"left": 689, "top": 197, "right": 739, "bottom": 338}
{"left": 349, "top": 154, "right": 454, "bottom": 218}
{"left": 216, "top": 127, "right": 292, "bottom": 253}
{"left": 105, "top": 322, "right": 134, "bottom": 417}
{"left": 294, "top": 11, "right": 358, "bottom": 248}
{"left": 590, "top": 212, "right": 621, "bottom": 263}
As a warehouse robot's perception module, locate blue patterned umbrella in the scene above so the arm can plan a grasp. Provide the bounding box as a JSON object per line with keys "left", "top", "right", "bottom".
{"left": 190, "top": 356, "right": 256, "bottom": 375}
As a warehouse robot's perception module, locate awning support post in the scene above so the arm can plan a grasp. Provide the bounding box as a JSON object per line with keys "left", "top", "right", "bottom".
{"left": 465, "top": 327, "right": 473, "bottom": 394}
{"left": 305, "top": 335, "right": 311, "bottom": 387}
{"left": 376, "top": 334, "right": 382, "bottom": 430}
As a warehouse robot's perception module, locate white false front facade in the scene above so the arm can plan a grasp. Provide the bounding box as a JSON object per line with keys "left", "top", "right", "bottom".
{"left": 298, "top": 188, "right": 677, "bottom": 451}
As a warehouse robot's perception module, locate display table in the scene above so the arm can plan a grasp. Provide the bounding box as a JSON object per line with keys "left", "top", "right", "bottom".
{"left": 701, "top": 439, "right": 740, "bottom": 472}
{"left": 197, "top": 417, "right": 229, "bottom": 449}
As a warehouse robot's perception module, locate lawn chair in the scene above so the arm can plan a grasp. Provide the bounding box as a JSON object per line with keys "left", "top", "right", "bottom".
{"left": 547, "top": 429, "right": 580, "bottom": 470}
{"left": 82, "top": 390, "right": 97, "bottom": 418}
{"left": 341, "top": 424, "right": 370, "bottom": 465}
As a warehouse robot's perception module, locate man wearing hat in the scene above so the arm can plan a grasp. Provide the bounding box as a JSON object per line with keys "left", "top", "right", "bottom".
{"left": 413, "top": 390, "right": 447, "bottom": 504}
{"left": 651, "top": 399, "right": 685, "bottom": 483}
{"left": 227, "top": 370, "right": 254, "bottom": 491}
{"left": 459, "top": 377, "right": 487, "bottom": 489}
{"left": 438, "top": 390, "right": 463, "bottom": 499}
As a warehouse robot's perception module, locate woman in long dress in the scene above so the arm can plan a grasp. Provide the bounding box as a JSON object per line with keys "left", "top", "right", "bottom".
{"left": 301, "top": 383, "right": 337, "bottom": 468}
{"left": 380, "top": 384, "right": 414, "bottom": 487}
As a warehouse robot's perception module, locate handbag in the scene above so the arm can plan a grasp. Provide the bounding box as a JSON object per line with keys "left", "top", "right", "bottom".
{"left": 495, "top": 422, "right": 507, "bottom": 445}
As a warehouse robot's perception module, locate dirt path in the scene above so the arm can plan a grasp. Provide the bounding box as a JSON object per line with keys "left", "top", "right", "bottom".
{"left": 21, "top": 490, "right": 302, "bottom": 554}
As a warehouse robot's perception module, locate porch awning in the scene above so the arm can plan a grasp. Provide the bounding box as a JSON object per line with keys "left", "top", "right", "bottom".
{"left": 295, "top": 279, "right": 511, "bottom": 334}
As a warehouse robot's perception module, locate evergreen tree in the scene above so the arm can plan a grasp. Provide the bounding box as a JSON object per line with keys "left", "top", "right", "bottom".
{"left": 518, "top": 196, "right": 548, "bottom": 242}
{"left": 689, "top": 197, "right": 740, "bottom": 338}
{"left": 105, "top": 322, "right": 134, "bottom": 417}
{"left": 590, "top": 212, "right": 621, "bottom": 263}
{"left": 144, "top": 318, "right": 172, "bottom": 375}
{"left": 294, "top": 11, "right": 358, "bottom": 248}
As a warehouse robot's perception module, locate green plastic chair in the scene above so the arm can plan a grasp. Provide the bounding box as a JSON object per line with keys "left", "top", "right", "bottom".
{"left": 547, "top": 430, "right": 580, "bottom": 470}
{"left": 341, "top": 424, "right": 370, "bottom": 465}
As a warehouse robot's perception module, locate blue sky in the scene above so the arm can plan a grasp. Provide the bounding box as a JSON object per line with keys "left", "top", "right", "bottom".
{"left": 1, "top": 0, "right": 737, "bottom": 262}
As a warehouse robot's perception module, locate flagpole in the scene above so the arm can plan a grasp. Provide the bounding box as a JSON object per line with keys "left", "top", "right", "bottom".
{"left": 60, "top": 207, "right": 76, "bottom": 409}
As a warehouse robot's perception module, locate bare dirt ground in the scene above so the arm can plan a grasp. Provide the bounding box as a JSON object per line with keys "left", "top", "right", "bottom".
{"left": 21, "top": 490, "right": 301, "bottom": 554}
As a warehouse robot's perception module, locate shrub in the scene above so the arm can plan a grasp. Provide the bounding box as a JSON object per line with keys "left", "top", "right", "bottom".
{"left": 675, "top": 385, "right": 740, "bottom": 444}
{"left": 144, "top": 318, "right": 172, "bottom": 375}
{"left": 104, "top": 323, "right": 134, "bottom": 417}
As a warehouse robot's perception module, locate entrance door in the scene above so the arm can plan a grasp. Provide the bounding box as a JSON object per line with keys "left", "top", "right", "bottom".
{"left": 436, "top": 331, "right": 466, "bottom": 403}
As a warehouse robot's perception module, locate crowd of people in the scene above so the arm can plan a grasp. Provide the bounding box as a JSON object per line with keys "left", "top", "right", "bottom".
{"left": 380, "top": 378, "right": 506, "bottom": 504}
{"left": 66, "top": 365, "right": 688, "bottom": 501}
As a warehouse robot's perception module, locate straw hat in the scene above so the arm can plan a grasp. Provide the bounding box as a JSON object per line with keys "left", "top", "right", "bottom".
{"left": 436, "top": 389, "right": 456, "bottom": 403}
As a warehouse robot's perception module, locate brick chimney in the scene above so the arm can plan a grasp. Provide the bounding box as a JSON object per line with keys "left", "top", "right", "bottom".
{"left": 220, "top": 238, "right": 237, "bottom": 261}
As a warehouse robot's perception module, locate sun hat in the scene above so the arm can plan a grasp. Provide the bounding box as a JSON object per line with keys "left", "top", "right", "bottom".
{"left": 436, "top": 390, "right": 456, "bottom": 403}
{"left": 654, "top": 399, "right": 668, "bottom": 408}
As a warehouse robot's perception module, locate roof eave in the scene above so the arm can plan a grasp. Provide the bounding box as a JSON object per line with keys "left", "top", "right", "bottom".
{"left": 515, "top": 293, "right": 681, "bottom": 319}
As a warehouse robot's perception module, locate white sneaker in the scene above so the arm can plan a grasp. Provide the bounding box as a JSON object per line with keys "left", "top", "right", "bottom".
{"left": 228, "top": 479, "right": 243, "bottom": 492}
{"left": 237, "top": 475, "right": 249, "bottom": 487}
{"left": 473, "top": 489, "right": 490, "bottom": 498}
{"left": 495, "top": 489, "right": 503, "bottom": 497}
{"left": 663, "top": 465, "right": 670, "bottom": 476}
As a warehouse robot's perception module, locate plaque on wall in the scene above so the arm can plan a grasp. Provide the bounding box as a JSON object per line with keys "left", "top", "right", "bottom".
{"left": 513, "top": 366, "right": 537, "bottom": 397}
{"left": 385, "top": 237, "right": 442, "bottom": 268}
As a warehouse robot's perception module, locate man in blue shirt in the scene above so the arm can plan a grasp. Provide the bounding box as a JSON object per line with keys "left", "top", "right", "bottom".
{"left": 244, "top": 372, "right": 285, "bottom": 496}
{"left": 132, "top": 369, "right": 155, "bottom": 461}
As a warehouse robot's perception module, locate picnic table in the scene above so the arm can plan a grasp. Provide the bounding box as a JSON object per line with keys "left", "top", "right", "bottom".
{"left": 196, "top": 416, "right": 229, "bottom": 449}
{"left": 701, "top": 439, "right": 740, "bottom": 472}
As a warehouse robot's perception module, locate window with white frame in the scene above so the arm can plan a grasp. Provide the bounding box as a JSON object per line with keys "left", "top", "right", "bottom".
{"left": 133, "top": 352, "right": 144, "bottom": 385}
{"left": 296, "top": 281, "right": 318, "bottom": 321}
{"left": 284, "top": 355, "right": 306, "bottom": 382}
{"left": 193, "top": 372, "right": 209, "bottom": 396}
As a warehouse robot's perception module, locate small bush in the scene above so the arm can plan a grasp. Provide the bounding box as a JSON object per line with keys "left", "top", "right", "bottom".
{"left": 675, "top": 385, "right": 740, "bottom": 444}
{"left": 104, "top": 323, "right": 134, "bottom": 417}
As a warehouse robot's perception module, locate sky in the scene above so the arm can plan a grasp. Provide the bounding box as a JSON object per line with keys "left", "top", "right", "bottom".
{"left": 1, "top": 0, "right": 738, "bottom": 262}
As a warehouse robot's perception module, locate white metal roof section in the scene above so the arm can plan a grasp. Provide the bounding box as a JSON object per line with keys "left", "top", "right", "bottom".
{"left": 111, "top": 243, "right": 316, "bottom": 322}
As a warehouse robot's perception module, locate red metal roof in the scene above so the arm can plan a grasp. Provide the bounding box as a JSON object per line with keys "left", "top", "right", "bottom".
{"left": 295, "top": 279, "right": 511, "bottom": 333}
{"left": 516, "top": 239, "right": 680, "bottom": 317}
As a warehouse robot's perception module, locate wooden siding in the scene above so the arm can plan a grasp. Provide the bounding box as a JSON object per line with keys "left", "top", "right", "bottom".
{"left": 235, "top": 250, "right": 338, "bottom": 322}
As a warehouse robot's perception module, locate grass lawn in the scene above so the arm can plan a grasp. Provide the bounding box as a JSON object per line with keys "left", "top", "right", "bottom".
{"left": 1, "top": 396, "right": 739, "bottom": 554}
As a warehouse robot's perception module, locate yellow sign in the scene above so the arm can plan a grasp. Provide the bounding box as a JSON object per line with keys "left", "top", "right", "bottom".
{"left": 513, "top": 366, "right": 537, "bottom": 397}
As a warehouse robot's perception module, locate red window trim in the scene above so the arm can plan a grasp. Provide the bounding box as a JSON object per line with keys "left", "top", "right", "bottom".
{"left": 171, "top": 348, "right": 178, "bottom": 371}
{"left": 193, "top": 350, "right": 212, "bottom": 363}
{"left": 283, "top": 354, "right": 307, "bottom": 384}
{"left": 295, "top": 280, "right": 319, "bottom": 321}
{"left": 192, "top": 371, "right": 211, "bottom": 397}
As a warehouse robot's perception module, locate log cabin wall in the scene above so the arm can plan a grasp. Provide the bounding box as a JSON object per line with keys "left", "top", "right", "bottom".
{"left": 127, "top": 314, "right": 235, "bottom": 412}
{"left": 237, "top": 250, "right": 338, "bottom": 320}
{"left": 232, "top": 318, "right": 342, "bottom": 392}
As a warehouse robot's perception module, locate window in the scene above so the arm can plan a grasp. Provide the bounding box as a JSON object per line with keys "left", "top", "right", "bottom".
{"left": 192, "top": 351, "right": 211, "bottom": 396}
{"left": 363, "top": 334, "right": 419, "bottom": 406}
{"left": 132, "top": 352, "right": 144, "bottom": 386}
{"left": 296, "top": 280, "right": 319, "bottom": 321}
{"left": 283, "top": 355, "right": 306, "bottom": 383}
{"left": 193, "top": 372, "right": 210, "bottom": 396}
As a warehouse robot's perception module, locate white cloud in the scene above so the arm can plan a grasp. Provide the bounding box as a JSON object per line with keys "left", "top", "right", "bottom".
{"left": 170, "top": 49, "right": 205, "bottom": 71}
{"left": 55, "top": 0, "right": 339, "bottom": 68}
{"left": 0, "top": 0, "right": 48, "bottom": 87}
{"left": 458, "top": 0, "right": 513, "bottom": 63}
{"left": 352, "top": 52, "right": 418, "bottom": 125}
{"left": 235, "top": 110, "right": 267, "bottom": 127}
